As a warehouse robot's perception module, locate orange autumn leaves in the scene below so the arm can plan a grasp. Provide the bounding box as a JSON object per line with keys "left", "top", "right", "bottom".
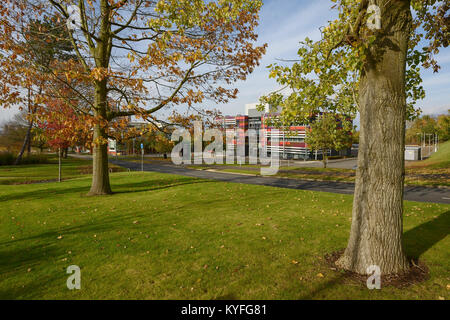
{"left": 0, "top": 0, "right": 266, "bottom": 151}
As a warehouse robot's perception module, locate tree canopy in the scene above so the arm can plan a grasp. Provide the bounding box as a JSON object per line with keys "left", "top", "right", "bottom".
{"left": 0, "top": 0, "right": 267, "bottom": 194}
{"left": 259, "top": 0, "right": 448, "bottom": 123}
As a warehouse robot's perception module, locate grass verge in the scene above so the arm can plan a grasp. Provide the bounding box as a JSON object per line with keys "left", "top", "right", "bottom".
{"left": 0, "top": 171, "right": 448, "bottom": 299}
{"left": 0, "top": 155, "right": 125, "bottom": 185}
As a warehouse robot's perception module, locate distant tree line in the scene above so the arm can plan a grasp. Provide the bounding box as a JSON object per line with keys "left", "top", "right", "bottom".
{"left": 406, "top": 110, "right": 450, "bottom": 144}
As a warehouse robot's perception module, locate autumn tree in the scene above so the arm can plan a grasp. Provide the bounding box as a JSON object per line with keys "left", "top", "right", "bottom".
{"left": 306, "top": 113, "right": 353, "bottom": 168}
{"left": 261, "top": 0, "right": 448, "bottom": 275}
{"left": 139, "top": 130, "right": 173, "bottom": 154}
{"left": 0, "top": 112, "right": 33, "bottom": 152}
{"left": 0, "top": 0, "right": 266, "bottom": 195}
{"left": 406, "top": 114, "right": 439, "bottom": 144}
{"left": 6, "top": 18, "right": 76, "bottom": 164}
{"left": 406, "top": 110, "right": 450, "bottom": 144}
{"left": 37, "top": 96, "right": 91, "bottom": 180}
{"left": 436, "top": 110, "right": 450, "bottom": 141}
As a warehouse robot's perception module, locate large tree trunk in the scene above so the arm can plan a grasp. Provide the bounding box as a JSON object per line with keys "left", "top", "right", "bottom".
{"left": 88, "top": 82, "right": 112, "bottom": 195}
{"left": 89, "top": 121, "right": 112, "bottom": 195}
{"left": 87, "top": 0, "right": 113, "bottom": 196}
{"left": 336, "top": 0, "right": 412, "bottom": 275}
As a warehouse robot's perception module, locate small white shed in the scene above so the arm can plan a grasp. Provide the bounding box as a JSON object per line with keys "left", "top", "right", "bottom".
{"left": 405, "top": 146, "right": 421, "bottom": 161}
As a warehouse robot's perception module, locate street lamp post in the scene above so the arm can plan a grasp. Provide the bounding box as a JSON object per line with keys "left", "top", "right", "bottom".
{"left": 425, "top": 133, "right": 433, "bottom": 158}
{"left": 434, "top": 134, "right": 438, "bottom": 152}
{"left": 140, "top": 143, "right": 144, "bottom": 172}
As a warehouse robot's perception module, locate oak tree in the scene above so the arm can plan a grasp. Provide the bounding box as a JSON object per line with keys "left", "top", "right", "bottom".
{"left": 261, "top": 0, "right": 448, "bottom": 275}
{"left": 0, "top": 0, "right": 266, "bottom": 195}
{"left": 305, "top": 113, "right": 353, "bottom": 168}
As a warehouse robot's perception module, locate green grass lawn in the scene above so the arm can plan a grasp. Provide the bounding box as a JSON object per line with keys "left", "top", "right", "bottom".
{"left": 194, "top": 165, "right": 450, "bottom": 187}
{"left": 0, "top": 171, "right": 448, "bottom": 299}
{"left": 421, "top": 140, "right": 450, "bottom": 168}
{"left": 185, "top": 143, "right": 449, "bottom": 187}
{"left": 404, "top": 140, "right": 450, "bottom": 186}
{"left": 0, "top": 156, "right": 125, "bottom": 185}
{"left": 218, "top": 166, "right": 357, "bottom": 183}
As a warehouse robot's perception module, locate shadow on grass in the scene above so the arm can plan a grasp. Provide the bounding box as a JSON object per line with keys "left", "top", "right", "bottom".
{"left": 403, "top": 210, "right": 449, "bottom": 260}
{"left": 0, "top": 216, "right": 122, "bottom": 298}
{"left": 298, "top": 210, "right": 449, "bottom": 299}
{"left": 298, "top": 273, "right": 347, "bottom": 300}
{"left": 0, "top": 210, "right": 160, "bottom": 298}
{"left": 0, "top": 242, "right": 64, "bottom": 299}
{"left": 112, "top": 178, "right": 212, "bottom": 195}
{"left": 0, "top": 175, "right": 209, "bottom": 202}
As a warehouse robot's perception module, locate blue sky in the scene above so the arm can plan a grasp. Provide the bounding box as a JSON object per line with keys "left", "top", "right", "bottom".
{"left": 216, "top": 0, "right": 450, "bottom": 117}
{"left": 1, "top": 0, "right": 448, "bottom": 124}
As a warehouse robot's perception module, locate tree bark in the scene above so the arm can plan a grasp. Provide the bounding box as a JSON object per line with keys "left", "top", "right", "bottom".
{"left": 14, "top": 119, "right": 33, "bottom": 165}
{"left": 336, "top": 0, "right": 412, "bottom": 275}
{"left": 87, "top": 0, "right": 113, "bottom": 196}
{"left": 58, "top": 148, "right": 62, "bottom": 182}
{"left": 88, "top": 84, "right": 112, "bottom": 195}
{"left": 88, "top": 123, "right": 112, "bottom": 195}
{"left": 15, "top": 87, "right": 33, "bottom": 165}
{"left": 26, "top": 131, "right": 32, "bottom": 155}
{"left": 323, "top": 151, "right": 328, "bottom": 168}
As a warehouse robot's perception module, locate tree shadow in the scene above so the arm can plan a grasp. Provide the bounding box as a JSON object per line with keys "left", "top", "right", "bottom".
{"left": 0, "top": 176, "right": 211, "bottom": 202}
{"left": 0, "top": 185, "right": 90, "bottom": 202}
{"left": 297, "top": 273, "right": 347, "bottom": 300}
{"left": 403, "top": 210, "right": 449, "bottom": 260}
{"left": 0, "top": 212, "right": 141, "bottom": 249}
{"left": 0, "top": 209, "right": 159, "bottom": 295}
{"left": 112, "top": 178, "right": 212, "bottom": 195}
{"left": 214, "top": 293, "right": 239, "bottom": 300}
{"left": 298, "top": 210, "right": 449, "bottom": 299}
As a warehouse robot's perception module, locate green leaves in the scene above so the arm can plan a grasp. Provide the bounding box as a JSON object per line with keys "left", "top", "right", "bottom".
{"left": 305, "top": 113, "right": 354, "bottom": 155}
{"left": 260, "top": 0, "right": 445, "bottom": 125}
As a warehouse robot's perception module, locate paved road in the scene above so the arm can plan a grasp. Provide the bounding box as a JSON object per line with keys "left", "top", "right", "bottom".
{"left": 109, "top": 159, "right": 450, "bottom": 204}
{"left": 288, "top": 158, "right": 358, "bottom": 169}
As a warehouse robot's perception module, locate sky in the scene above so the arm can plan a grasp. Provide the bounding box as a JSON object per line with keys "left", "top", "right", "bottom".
{"left": 1, "top": 0, "right": 449, "bottom": 124}
{"left": 215, "top": 0, "right": 450, "bottom": 117}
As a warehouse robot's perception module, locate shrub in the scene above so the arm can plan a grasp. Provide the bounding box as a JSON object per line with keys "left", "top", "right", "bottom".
{"left": 0, "top": 152, "right": 15, "bottom": 165}
{"left": 0, "top": 152, "right": 49, "bottom": 166}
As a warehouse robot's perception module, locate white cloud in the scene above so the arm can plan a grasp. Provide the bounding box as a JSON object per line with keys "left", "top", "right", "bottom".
{"left": 0, "top": 106, "right": 20, "bottom": 125}
{"left": 221, "top": 0, "right": 335, "bottom": 115}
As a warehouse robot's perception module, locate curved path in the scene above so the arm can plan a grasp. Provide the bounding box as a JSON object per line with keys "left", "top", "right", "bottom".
{"left": 109, "top": 159, "right": 450, "bottom": 204}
